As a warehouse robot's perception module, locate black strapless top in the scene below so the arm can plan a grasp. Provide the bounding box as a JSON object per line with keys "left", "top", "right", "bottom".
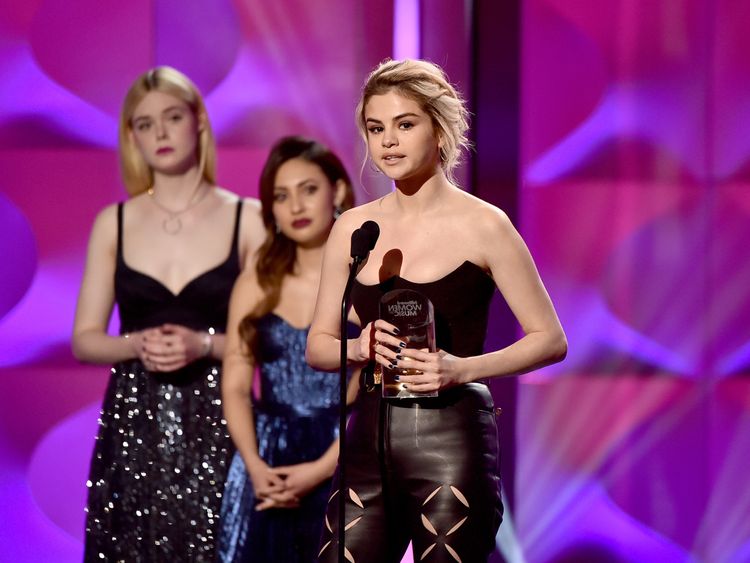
{"left": 351, "top": 260, "right": 495, "bottom": 358}
{"left": 114, "top": 200, "right": 243, "bottom": 334}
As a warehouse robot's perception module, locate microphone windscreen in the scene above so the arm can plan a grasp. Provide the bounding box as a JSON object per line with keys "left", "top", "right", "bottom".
{"left": 361, "top": 221, "right": 380, "bottom": 248}
{"left": 350, "top": 221, "right": 380, "bottom": 259}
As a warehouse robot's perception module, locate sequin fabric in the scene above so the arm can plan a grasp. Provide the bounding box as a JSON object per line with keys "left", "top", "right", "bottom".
{"left": 217, "top": 313, "right": 341, "bottom": 563}
{"left": 83, "top": 201, "right": 242, "bottom": 562}
{"left": 84, "top": 360, "right": 231, "bottom": 562}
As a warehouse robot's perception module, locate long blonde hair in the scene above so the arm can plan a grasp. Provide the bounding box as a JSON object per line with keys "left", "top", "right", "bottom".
{"left": 118, "top": 66, "right": 217, "bottom": 196}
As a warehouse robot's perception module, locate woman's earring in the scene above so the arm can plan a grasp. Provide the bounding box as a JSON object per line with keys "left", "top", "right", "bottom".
{"left": 333, "top": 205, "right": 343, "bottom": 220}
{"left": 274, "top": 223, "right": 281, "bottom": 234}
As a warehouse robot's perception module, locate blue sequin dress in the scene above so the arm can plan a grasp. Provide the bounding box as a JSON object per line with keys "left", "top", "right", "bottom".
{"left": 217, "top": 313, "right": 341, "bottom": 563}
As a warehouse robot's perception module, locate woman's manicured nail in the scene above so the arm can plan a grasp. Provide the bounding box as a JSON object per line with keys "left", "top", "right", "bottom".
{"left": 388, "top": 363, "right": 396, "bottom": 370}
{"left": 395, "top": 354, "right": 403, "bottom": 361}
{"left": 394, "top": 375, "right": 400, "bottom": 381}
{"left": 399, "top": 342, "right": 406, "bottom": 348}
{"left": 392, "top": 327, "right": 400, "bottom": 335}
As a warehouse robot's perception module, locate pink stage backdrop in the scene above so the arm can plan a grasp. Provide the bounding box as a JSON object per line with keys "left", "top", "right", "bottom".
{"left": 2, "top": 1, "right": 749, "bottom": 562}
{"left": 0, "top": 1, "right": 392, "bottom": 560}
{"left": 518, "top": 1, "right": 750, "bottom": 562}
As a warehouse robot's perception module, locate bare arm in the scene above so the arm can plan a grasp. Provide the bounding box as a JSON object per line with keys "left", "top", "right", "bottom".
{"left": 221, "top": 272, "right": 289, "bottom": 506}
{"left": 239, "top": 197, "right": 266, "bottom": 271}
{"left": 306, "top": 212, "right": 402, "bottom": 372}
{"left": 221, "top": 273, "right": 261, "bottom": 470}
{"left": 72, "top": 205, "right": 140, "bottom": 364}
{"left": 467, "top": 208, "right": 566, "bottom": 378}
{"left": 305, "top": 212, "right": 360, "bottom": 370}
{"left": 398, "top": 208, "right": 567, "bottom": 392}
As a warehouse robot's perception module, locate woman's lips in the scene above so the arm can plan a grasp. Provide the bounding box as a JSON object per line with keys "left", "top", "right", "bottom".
{"left": 156, "top": 147, "right": 174, "bottom": 155}
{"left": 292, "top": 218, "right": 312, "bottom": 229}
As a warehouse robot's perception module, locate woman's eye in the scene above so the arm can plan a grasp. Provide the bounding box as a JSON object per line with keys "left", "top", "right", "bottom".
{"left": 367, "top": 126, "right": 383, "bottom": 134}
{"left": 399, "top": 122, "right": 413, "bottom": 130}
{"left": 168, "top": 113, "right": 183, "bottom": 122}
{"left": 273, "top": 193, "right": 286, "bottom": 202}
{"left": 135, "top": 122, "right": 151, "bottom": 132}
{"left": 304, "top": 184, "right": 319, "bottom": 195}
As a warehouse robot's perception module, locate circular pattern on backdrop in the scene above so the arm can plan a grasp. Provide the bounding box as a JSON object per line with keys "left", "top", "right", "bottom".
{"left": 0, "top": 192, "right": 37, "bottom": 322}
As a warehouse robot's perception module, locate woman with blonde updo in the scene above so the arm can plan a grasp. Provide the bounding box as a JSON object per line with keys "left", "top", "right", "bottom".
{"left": 306, "top": 59, "right": 567, "bottom": 562}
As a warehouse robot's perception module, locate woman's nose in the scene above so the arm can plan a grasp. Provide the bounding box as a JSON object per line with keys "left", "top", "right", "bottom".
{"left": 381, "top": 130, "right": 397, "bottom": 148}
{"left": 290, "top": 193, "right": 304, "bottom": 213}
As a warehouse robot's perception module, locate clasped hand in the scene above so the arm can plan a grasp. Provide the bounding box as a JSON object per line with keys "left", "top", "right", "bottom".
{"left": 132, "top": 324, "right": 205, "bottom": 372}
{"left": 249, "top": 460, "right": 323, "bottom": 511}
{"left": 355, "top": 320, "right": 467, "bottom": 393}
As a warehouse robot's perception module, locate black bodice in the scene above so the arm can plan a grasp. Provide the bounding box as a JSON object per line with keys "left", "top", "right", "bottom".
{"left": 351, "top": 260, "right": 496, "bottom": 358}
{"left": 114, "top": 201, "right": 243, "bottom": 334}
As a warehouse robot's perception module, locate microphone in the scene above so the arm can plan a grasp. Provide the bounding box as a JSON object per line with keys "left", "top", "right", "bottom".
{"left": 350, "top": 220, "right": 380, "bottom": 261}
{"left": 337, "top": 220, "right": 379, "bottom": 562}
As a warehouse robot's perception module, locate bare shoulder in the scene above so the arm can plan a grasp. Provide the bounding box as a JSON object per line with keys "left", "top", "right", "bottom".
{"left": 237, "top": 195, "right": 263, "bottom": 223}
{"left": 336, "top": 195, "right": 395, "bottom": 233}
{"left": 213, "top": 187, "right": 263, "bottom": 231}
{"left": 229, "top": 268, "right": 266, "bottom": 312}
{"left": 213, "top": 186, "right": 239, "bottom": 202}
{"left": 328, "top": 203, "right": 377, "bottom": 239}
{"left": 212, "top": 186, "right": 257, "bottom": 207}
{"left": 79, "top": 202, "right": 120, "bottom": 264}
{"left": 452, "top": 190, "right": 516, "bottom": 238}
{"left": 90, "top": 202, "right": 120, "bottom": 239}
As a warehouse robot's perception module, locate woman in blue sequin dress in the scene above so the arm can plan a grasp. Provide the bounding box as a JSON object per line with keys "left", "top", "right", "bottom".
{"left": 72, "top": 67, "right": 264, "bottom": 561}
{"left": 217, "top": 136, "right": 356, "bottom": 562}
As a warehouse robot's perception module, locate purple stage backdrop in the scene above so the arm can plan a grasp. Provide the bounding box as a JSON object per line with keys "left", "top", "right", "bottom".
{"left": 1, "top": 1, "right": 749, "bottom": 562}
{"left": 518, "top": 1, "right": 750, "bottom": 562}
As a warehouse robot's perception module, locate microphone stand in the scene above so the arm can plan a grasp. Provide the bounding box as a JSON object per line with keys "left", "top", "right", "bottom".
{"left": 338, "top": 255, "right": 363, "bottom": 563}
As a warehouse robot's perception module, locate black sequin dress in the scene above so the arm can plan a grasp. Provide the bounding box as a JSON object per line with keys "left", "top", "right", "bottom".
{"left": 83, "top": 201, "right": 243, "bottom": 562}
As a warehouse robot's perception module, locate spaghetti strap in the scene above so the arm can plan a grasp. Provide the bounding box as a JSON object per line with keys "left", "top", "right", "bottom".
{"left": 116, "top": 202, "right": 124, "bottom": 262}
{"left": 230, "top": 199, "right": 244, "bottom": 257}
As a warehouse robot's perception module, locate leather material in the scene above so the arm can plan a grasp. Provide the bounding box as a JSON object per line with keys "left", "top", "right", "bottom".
{"left": 319, "top": 383, "right": 503, "bottom": 563}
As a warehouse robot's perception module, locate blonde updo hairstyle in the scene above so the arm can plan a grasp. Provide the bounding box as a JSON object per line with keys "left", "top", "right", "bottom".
{"left": 118, "top": 66, "right": 217, "bottom": 196}
{"left": 355, "top": 59, "right": 470, "bottom": 182}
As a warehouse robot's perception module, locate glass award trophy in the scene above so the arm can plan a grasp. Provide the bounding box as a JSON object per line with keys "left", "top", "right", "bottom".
{"left": 379, "top": 289, "right": 438, "bottom": 398}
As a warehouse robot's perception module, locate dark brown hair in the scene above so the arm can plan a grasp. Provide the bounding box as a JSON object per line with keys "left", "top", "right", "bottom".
{"left": 238, "top": 136, "right": 355, "bottom": 359}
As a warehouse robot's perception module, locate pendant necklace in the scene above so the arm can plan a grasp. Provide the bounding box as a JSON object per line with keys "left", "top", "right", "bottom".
{"left": 147, "top": 181, "right": 210, "bottom": 235}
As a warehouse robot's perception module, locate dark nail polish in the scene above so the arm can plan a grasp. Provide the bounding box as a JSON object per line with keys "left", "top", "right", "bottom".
{"left": 392, "top": 328, "right": 400, "bottom": 335}
{"left": 399, "top": 342, "right": 406, "bottom": 348}
{"left": 394, "top": 375, "right": 400, "bottom": 381}
{"left": 395, "top": 354, "right": 403, "bottom": 361}
{"left": 388, "top": 363, "right": 396, "bottom": 370}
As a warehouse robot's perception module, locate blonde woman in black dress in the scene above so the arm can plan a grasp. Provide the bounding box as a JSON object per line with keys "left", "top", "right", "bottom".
{"left": 72, "top": 66, "right": 264, "bottom": 561}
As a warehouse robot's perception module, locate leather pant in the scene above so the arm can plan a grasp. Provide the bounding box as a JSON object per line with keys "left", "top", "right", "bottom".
{"left": 318, "top": 382, "right": 503, "bottom": 563}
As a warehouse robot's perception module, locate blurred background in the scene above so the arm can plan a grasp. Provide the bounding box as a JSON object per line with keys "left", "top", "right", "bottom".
{"left": 1, "top": 0, "right": 749, "bottom": 561}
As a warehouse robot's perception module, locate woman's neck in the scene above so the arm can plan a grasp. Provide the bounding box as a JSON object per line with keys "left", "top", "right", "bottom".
{"left": 151, "top": 166, "right": 207, "bottom": 206}
{"left": 294, "top": 241, "right": 326, "bottom": 279}
{"left": 392, "top": 168, "right": 453, "bottom": 215}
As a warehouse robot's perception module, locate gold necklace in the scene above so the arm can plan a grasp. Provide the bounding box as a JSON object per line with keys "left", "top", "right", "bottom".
{"left": 147, "top": 183, "right": 211, "bottom": 235}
